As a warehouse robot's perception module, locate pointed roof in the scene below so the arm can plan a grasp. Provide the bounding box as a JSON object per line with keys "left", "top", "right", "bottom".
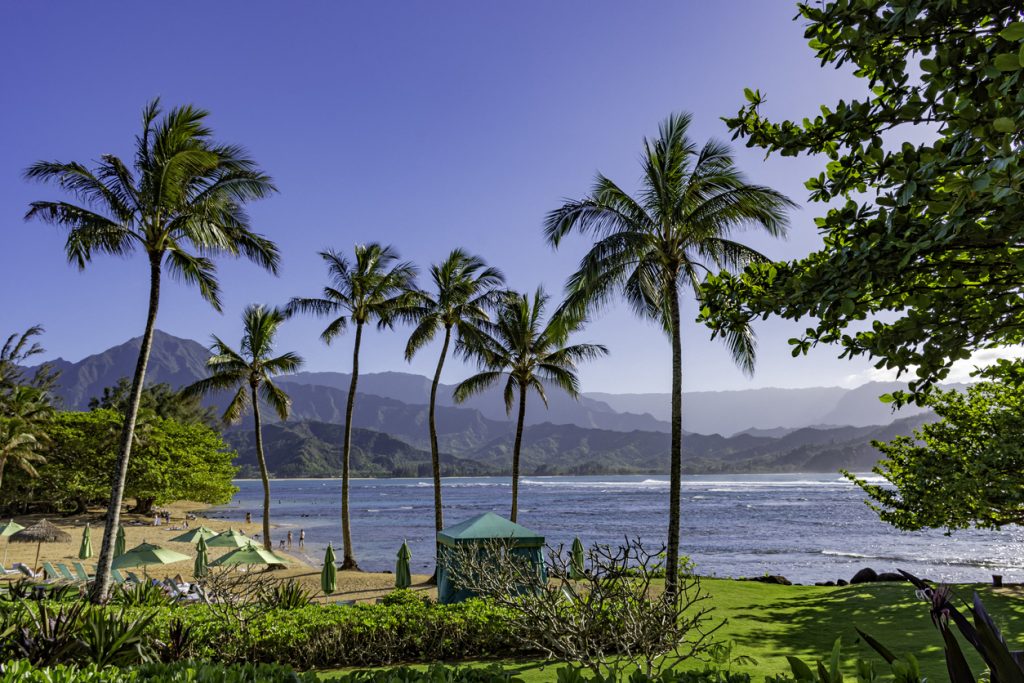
{"left": 437, "top": 512, "right": 544, "bottom": 547}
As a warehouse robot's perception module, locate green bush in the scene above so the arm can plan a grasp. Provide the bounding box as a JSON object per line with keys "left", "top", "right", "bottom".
{"left": 0, "top": 659, "right": 319, "bottom": 682}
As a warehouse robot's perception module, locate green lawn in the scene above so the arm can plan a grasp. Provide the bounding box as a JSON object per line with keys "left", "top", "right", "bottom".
{"left": 321, "top": 579, "right": 1024, "bottom": 681}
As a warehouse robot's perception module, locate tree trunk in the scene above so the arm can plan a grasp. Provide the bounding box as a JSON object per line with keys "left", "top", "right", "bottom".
{"left": 131, "top": 498, "right": 156, "bottom": 516}
{"left": 665, "top": 285, "right": 683, "bottom": 597}
{"left": 510, "top": 383, "right": 527, "bottom": 523}
{"left": 0, "top": 457, "right": 6, "bottom": 493}
{"left": 340, "top": 323, "right": 361, "bottom": 571}
{"left": 92, "top": 255, "right": 161, "bottom": 603}
{"left": 426, "top": 326, "right": 451, "bottom": 584}
{"left": 252, "top": 383, "right": 273, "bottom": 551}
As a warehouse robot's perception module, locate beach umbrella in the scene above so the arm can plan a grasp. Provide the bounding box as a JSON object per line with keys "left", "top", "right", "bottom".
{"left": 209, "top": 542, "right": 289, "bottom": 567}
{"left": 10, "top": 519, "right": 71, "bottom": 569}
{"left": 78, "top": 524, "right": 93, "bottom": 560}
{"left": 569, "top": 537, "right": 585, "bottom": 580}
{"left": 114, "top": 525, "right": 126, "bottom": 557}
{"left": 0, "top": 519, "right": 25, "bottom": 564}
{"left": 321, "top": 543, "right": 337, "bottom": 595}
{"left": 112, "top": 542, "right": 191, "bottom": 575}
{"left": 395, "top": 541, "right": 411, "bottom": 589}
{"left": 194, "top": 536, "right": 209, "bottom": 579}
{"left": 169, "top": 526, "right": 219, "bottom": 544}
{"left": 206, "top": 528, "right": 253, "bottom": 548}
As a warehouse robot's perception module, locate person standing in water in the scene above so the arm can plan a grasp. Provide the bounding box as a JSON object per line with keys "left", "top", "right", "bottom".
{"left": 287, "top": 530, "right": 293, "bottom": 548}
{"left": 299, "top": 529, "right": 305, "bottom": 548}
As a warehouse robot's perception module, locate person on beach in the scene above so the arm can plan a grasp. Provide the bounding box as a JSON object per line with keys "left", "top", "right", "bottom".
{"left": 299, "top": 529, "right": 305, "bottom": 547}
{"left": 287, "top": 530, "right": 293, "bottom": 548}
{"left": 246, "top": 512, "right": 252, "bottom": 524}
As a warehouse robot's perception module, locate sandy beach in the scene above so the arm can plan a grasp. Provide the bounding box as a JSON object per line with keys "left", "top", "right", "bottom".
{"left": 1, "top": 501, "right": 435, "bottom": 603}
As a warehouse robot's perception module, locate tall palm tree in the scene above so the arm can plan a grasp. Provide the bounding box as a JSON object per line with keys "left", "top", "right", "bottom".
{"left": 286, "top": 244, "right": 417, "bottom": 570}
{"left": 454, "top": 288, "right": 607, "bottom": 522}
{"left": 543, "top": 113, "right": 793, "bottom": 594}
{"left": 0, "top": 386, "right": 52, "bottom": 492}
{"left": 24, "top": 99, "right": 279, "bottom": 601}
{"left": 405, "top": 250, "right": 504, "bottom": 544}
{"left": 183, "top": 305, "right": 302, "bottom": 551}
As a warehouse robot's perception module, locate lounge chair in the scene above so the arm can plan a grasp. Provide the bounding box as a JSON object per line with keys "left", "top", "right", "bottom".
{"left": 111, "top": 569, "right": 127, "bottom": 584}
{"left": 0, "top": 563, "right": 20, "bottom": 576}
{"left": 126, "top": 571, "right": 142, "bottom": 584}
{"left": 42, "top": 562, "right": 62, "bottom": 581}
{"left": 14, "top": 563, "right": 42, "bottom": 579}
{"left": 72, "top": 562, "right": 93, "bottom": 582}
{"left": 56, "top": 563, "right": 77, "bottom": 581}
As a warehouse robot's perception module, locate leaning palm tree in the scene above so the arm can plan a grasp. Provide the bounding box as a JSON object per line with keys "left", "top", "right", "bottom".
{"left": 405, "top": 250, "right": 504, "bottom": 543}
{"left": 23, "top": 99, "right": 279, "bottom": 601}
{"left": 183, "top": 305, "right": 302, "bottom": 551}
{"left": 543, "top": 113, "right": 793, "bottom": 594}
{"left": 286, "top": 244, "right": 417, "bottom": 570}
{"left": 454, "top": 288, "right": 607, "bottom": 522}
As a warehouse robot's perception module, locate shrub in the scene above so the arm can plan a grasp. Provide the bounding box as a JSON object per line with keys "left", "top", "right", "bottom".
{"left": 0, "top": 659, "right": 320, "bottom": 682}
{"left": 262, "top": 580, "right": 313, "bottom": 610}
{"left": 112, "top": 583, "right": 171, "bottom": 608}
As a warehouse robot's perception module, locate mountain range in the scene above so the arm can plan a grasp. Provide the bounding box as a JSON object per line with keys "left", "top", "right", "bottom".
{"left": 33, "top": 330, "right": 936, "bottom": 477}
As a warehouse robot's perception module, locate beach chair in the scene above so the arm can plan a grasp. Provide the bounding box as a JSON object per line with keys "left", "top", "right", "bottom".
{"left": 15, "top": 563, "right": 42, "bottom": 580}
{"left": 126, "top": 571, "right": 142, "bottom": 584}
{"left": 56, "top": 563, "right": 77, "bottom": 582}
{"left": 0, "top": 563, "right": 20, "bottom": 576}
{"left": 72, "top": 562, "right": 93, "bottom": 582}
{"left": 42, "top": 562, "right": 62, "bottom": 581}
{"left": 111, "top": 569, "right": 127, "bottom": 584}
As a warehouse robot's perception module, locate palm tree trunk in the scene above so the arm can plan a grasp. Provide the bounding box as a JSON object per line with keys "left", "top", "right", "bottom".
{"left": 92, "top": 255, "right": 161, "bottom": 603}
{"left": 0, "top": 457, "right": 6, "bottom": 493}
{"left": 510, "top": 383, "right": 527, "bottom": 523}
{"left": 251, "top": 384, "right": 273, "bottom": 551}
{"left": 665, "top": 285, "right": 683, "bottom": 597}
{"left": 340, "top": 322, "right": 362, "bottom": 571}
{"left": 427, "top": 326, "right": 451, "bottom": 583}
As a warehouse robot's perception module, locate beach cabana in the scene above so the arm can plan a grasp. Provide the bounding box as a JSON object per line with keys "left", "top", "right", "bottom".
{"left": 436, "top": 512, "right": 546, "bottom": 604}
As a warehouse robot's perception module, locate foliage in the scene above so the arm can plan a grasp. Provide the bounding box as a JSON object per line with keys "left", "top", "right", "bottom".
{"left": 112, "top": 582, "right": 172, "bottom": 609}
{"left": 89, "top": 379, "right": 216, "bottom": 428}
{"left": 8, "top": 602, "right": 87, "bottom": 666}
{"left": 544, "top": 112, "right": 791, "bottom": 592}
{"left": 0, "top": 660, "right": 319, "bottom": 682}
{"left": 324, "top": 665, "right": 521, "bottom": 682}
{"left": 441, "top": 537, "right": 718, "bottom": 679}
{"left": 261, "top": 580, "right": 314, "bottom": 610}
{"left": 700, "top": 1, "right": 1024, "bottom": 405}
{"left": 3, "top": 409, "right": 238, "bottom": 513}
{"left": 77, "top": 606, "right": 157, "bottom": 667}
{"left": 846, "top": 360, "right": 1024, "bottom": 530}
{"left": 154, "top": 618, "right": 194, "bottom": 664}
{"left": 766, "top": 637, "right": 924, "bottom": 683}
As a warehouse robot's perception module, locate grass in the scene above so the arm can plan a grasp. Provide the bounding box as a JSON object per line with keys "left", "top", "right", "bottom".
{"left": 319, "top": 578, "right": 1024, "bottom": 681}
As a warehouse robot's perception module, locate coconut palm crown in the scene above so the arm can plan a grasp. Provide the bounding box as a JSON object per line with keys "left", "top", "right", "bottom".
{"left": 405, "top": 249, "right": 504, "bottom": 543}
{"left": 543, "top": 112, "right": 793, "bottom": 594}
{"left": 454, "top": 288, "right": 607, "bottom": 522}
{"left": 286, "top": 243, "right": 418, "bottom": 569}
{"left": 23, "top": 98, "right": 279, "bottom": 601}
{"left": 183, "top": 305, "right": 302, "bottom": 550}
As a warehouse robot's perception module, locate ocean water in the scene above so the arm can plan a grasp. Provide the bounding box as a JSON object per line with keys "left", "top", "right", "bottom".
{"left": 204, "top": 474, "right": 1024, "bottom": 584}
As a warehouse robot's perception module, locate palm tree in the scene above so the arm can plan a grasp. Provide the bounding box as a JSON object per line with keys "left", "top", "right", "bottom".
{"left": 286, "top": 244, "right": 417, "bottom": 570}
{"left": 405, "top": 250, "right": 504, "bottom": 545}
{"left": 0, "top": 386, "right": 52, "bottom": 492}
{"left": 543, "top": 113, "right": 793, "bottom": 594}
{"left": 183, "top": 305, "right": 302, "bottom": 551}
{"left": 23, "top": 99, "right": 279, "bottom": 601}
{"left": 454, "top": 288, "right": 607, "bottom": 522}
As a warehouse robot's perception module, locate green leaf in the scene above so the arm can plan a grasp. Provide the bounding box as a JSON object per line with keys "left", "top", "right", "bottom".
{"left": 999, "top": 22, "right": 1024, "bottom": 42}
{"left": 993, "top": 117, "right": 1016, "bottom": 133}
{"left": 744, "top": 87, "right": 758, "bottom": 104}
{"left": 993, "top": 53, "right": 1022, "bottom": 71}
{"left": 879, "top": 393, "right": 895, "bottom": 404}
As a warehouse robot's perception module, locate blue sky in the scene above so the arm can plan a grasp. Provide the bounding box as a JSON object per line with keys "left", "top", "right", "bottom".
{"left": 0, "top": 2, "right": 953, "bottom": 393}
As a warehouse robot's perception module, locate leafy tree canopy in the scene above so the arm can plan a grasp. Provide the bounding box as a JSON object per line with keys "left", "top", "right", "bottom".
{"left": 700, "top": 1, "right": 1024, "bottom": 404}
{"left": 89, "top": 378, "right": 217, "bottom": 427}
{"left": 846, "top": 360, "right": 1024, "bottom": 531}
{"left": 3, "top": 409, "right": 237, "bottom": 515}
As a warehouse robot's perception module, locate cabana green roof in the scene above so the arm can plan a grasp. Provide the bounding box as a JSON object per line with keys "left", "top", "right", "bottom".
{"left": 437, "top": 512, "right": 544, "bottom": 547}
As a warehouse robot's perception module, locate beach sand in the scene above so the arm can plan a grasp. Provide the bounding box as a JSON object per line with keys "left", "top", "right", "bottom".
{"left": 1, "top": 501, "right": 435, "bottom": 603}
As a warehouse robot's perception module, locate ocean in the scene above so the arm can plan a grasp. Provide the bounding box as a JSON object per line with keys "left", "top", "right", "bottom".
{"left": 204, "top": 474, "right": 1024, "bottom": 584}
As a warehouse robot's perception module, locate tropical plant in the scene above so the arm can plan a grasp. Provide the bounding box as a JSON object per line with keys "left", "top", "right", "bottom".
{"left": 183, "top": 305, "right": 302, "bottom": 550}
{"left": 8, "top": 602, "right": 86, "bottom": 666}
{"left": 0, "top": 327, "right": 58, "bottom": 396}
{"left": 544, "top": 113, "right": 792, "bottom": 592}
{"left": 112, "top": 582, "right": 172, "bottom": 608}
{"left": 454, "top": 288, "right": 607, "bottom": 521}
{"left": 90, "top": 379, "right": 217, "bottom": 428}
{"left": 286, "top": 244, "right": 418, "bottom": 569}
{"left": 23, "top": 99, "right": 279, "bottom": 600}
{"left": 405, "top": 249, "right": 504, "bottom": 548}
{"left": 155, "top": 617, "right": 195, "bottom": 663}
{"left": 77, "top": 607, "right": 157, "bottom": 667}
{"left": 0, "top": 386, "right": 52, "bottom": 492}
{"left": 261, "top": 579, "right": 313, "bottom": 610}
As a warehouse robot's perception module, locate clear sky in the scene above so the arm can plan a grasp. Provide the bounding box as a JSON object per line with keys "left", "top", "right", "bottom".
{"left": 0, "top": 2, "right": 991, "bottom": 393}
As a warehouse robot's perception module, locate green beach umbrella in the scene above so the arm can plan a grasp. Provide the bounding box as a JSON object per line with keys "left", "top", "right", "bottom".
{"left": 114, "top": 525, "right": 126, "bottom": 558}
{"left": 209, "top": 542, "right": 289, "bottom": 567}
{"left": 0, "top": 519, "right": 24, "bottom": 564}
{"left": 170, "top": 526, "right": 219, "bottom": 544}
{"left": 395, "top": 541, "right": 411, "bottom": 589}
{"left": 78, "top": 524, "right": 93, "bottom": 560}
{"left": 206, "top": 528, "right": 253, "bottom": 548}
{"left": 112, "top": 542, "right": 191, "bottom": 573}
{"left": 569, "top": 536, "right": 585, "bottom": 580}
{"left": 321, "top": 543, "right": 337, "bottom": 595}
{"left": 194, "top": 536, "right": 209, "bottom": 578}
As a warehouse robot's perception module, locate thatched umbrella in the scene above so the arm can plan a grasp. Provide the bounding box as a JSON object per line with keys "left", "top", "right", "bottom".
{"left": 10, "top": 519, "right": 71, "bottom": 569}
